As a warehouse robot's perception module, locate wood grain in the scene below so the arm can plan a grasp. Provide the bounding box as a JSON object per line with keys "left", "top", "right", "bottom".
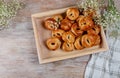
{"left": 0, "top": 0, "right": 119, "bottom": 78}
{"left": 0, "top": 0, "right": 90, "bottom": 78}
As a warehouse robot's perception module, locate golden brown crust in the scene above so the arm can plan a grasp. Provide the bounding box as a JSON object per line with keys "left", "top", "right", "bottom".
{"left": 44, "top": 7, "right": 102, "bottom": 52}
{"left": 81, "top": 34, "right": 95, "bottom": 48}
{"left": 62, "top": 42, "right": 74, "bottom": 51}
{"left": 66, "top": 8, "right": 79, "bottom": 20}
{"left": 52, "top": 29, "right": 65, "bottom": 39}
{"left": 94, "top": 35, "right": 101, "bottom": 45}
{"left": 44, "top": 18, "right": 59, "bottom": 30}
{"left": 71, "top": 23, "right": 83, "bottom": 36}
{"left": 62, "top": 32, "right": 75, "bottom": 43}
{"left": 74, "top": 36, "right": 84, "bottom": 50}
{"left": 87, "top": 25, "right": 101, "bottom": 35}
{"left": 78, "top": 16, "right": 94, "bottom": 31}
{"left": 60, "top": 19, "right": 72, "bottom": 31}
{"left": 46, "top": 37, "right": 61, "bottom": 50}
{"left": 76, "top": 15, "right": 84, "bottom": 23}
{"left": 52, "top": 14, "right": 63, "bottom": 24}
{"left": 65, "top": 17, "right": 75, "bottom": 24}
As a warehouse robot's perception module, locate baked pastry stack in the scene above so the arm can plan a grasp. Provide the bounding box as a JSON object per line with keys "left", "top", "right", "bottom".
{"left": 44, "top": 7, "right": 101, "bottom": 52}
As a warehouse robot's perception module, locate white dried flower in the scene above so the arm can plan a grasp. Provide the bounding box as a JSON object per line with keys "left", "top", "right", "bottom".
{"left": 0, "top": 0, "right": 24, "bottom": 30}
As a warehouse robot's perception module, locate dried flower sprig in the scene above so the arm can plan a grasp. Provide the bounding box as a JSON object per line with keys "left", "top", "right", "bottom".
{"left": 77, "top": 0, "right": 106, "bottom": 28}
{"left": 77, "top": 0, "right": 120, "bottom": 38}
{"left": 0, "top": 0, "right": 25, "bottom": 30}
{"left": 103, "top": 0, "right": 120, "bottom": 38}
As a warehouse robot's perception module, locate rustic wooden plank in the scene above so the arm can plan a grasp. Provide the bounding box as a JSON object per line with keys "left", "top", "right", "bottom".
{"left": 1, "top": 0, "right": 119, "bottom": 78}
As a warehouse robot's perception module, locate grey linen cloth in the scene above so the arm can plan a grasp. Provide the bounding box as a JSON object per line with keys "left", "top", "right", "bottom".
{"left": 84, "top": 36, "right": 120, "bottom": 78}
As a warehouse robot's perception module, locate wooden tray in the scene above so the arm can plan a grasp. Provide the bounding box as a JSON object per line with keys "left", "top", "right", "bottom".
{"left": 31, "top": 7, "right": 109, "bottom": 64}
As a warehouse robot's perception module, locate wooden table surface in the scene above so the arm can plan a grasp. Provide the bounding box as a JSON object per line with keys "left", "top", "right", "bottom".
{"left": 0, "top": 0, "right": 119, "bottom": 78}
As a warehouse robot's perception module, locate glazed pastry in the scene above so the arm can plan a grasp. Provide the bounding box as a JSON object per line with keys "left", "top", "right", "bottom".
{"left": 66, "top": 8, "right": 79, "bottom": 20}
{"left": 94, "top": 35, "right": 101, "bottom": 45}
{"left": 52, "top": 29, "right": 65, "bottom": 39}
{"left": 65, "top": 17, "right": 75, "bottom": 24}
{"left": 52, "top": 14, "right": 63, "bottom": 24}
{"left": 46, "top": 37, "right": 61, "bottom": 50}
{"left": 76, "top": 15, "right": 84, "bottom": 23}
{"left": 61, "top": 19, "right": 72, "bottom": 31}
{"left": 74, "top": 36, "right": 84, "bottom": 50}
{"left": 44, "top": 7, "right": 102, "bottom": 52}
{"left": 62, "top": 32, "right": 75, "bottom": 43}
{"left": 78, "top": 16, "right": 94, "bottom": 31}
{"left": 81, "top": 34, "right": 95, "bottom": 48}
{"left": 62, "top": 42, "right": 74, "bottom": 51}
{"left": 71, "top": 23, "right": 83, "bottom": 36}
{"left": 44, "top": 18, "right": 59, "bottom": 30}
{"left": 87, "top": 25, "right": 101, "bottom": 35}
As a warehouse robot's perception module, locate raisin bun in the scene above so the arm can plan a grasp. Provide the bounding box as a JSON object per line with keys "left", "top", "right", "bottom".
{"left": 78, "top": 16, "right": 94, "bottom": 31}
{"left": 71, "top": 23, "right": 83, "bottom": 36}
{"left": 74, "top": 36, "right": 84, "bottom": 50}
{"left": 62, "top": 32, "right": 75, "bottom": 43}
{"left": 81, "top": 34, "right": 96, "bottom": 48}
{"left": 46, "top": 37, "right": 61, "bottom": 50}
{"left": 44, "top": 18, "right": 59, "bottom": 30}
{"left": 66, "top": 8, "right": 79, "bottom": 20}
{"left": 52, "top": 29, "right": 65, "bottom": 39}
{"left": 61, "top": 18, "right": 72, "bottom": 31}
{"left": 62, "top": 42, "right": 74, "bottom": 51}
{"left": 87, "top": 25, "right": 101, "bottom": 35}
